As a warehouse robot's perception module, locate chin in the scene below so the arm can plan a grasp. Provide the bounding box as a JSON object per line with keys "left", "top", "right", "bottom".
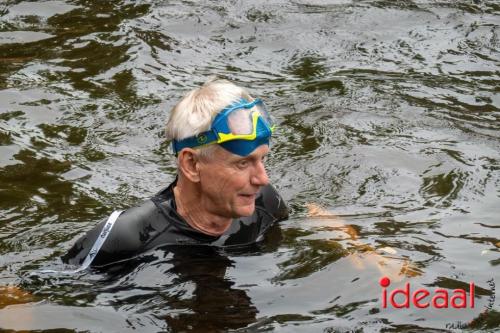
{"left": 233, "top": 204, "right": 256, "bottom": 217}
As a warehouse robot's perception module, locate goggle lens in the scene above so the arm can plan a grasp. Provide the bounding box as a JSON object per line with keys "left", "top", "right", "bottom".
{"left": 226, "top": 101, "right": 273, "bottom": 136}
{"left": 227, "top": 108, "right": 254, "bottom": 135}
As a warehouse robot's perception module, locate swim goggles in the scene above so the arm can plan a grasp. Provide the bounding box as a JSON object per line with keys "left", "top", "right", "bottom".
{"left": 172, "top": 98, "right": 275, "bottom": 156}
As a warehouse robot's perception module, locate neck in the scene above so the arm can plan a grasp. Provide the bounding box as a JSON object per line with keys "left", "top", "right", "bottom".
{"left": 173, "top": 176, "right": 232, "bottom": 236}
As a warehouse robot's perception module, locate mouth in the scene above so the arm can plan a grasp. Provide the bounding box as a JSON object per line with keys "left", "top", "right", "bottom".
{"left": 239, "top": 193, "right": 257, "bottom": 200}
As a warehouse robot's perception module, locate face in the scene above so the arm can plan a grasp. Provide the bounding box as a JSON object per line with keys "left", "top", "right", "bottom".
{"left": 196, "top": 144, "right": 270, "bottom": 218}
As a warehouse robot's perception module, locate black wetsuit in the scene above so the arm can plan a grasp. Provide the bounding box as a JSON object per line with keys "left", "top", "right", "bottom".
{"left": 62, "top": 180, "right": 288, "bottom": 267}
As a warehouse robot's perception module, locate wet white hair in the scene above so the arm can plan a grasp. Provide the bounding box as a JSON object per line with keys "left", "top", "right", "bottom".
{"left": 165, "top": 78, "right": 253, "bottom": 158}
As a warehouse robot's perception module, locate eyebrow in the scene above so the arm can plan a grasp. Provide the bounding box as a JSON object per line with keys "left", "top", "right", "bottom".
{"left": 247, "top": 151, "right": 268, "bottom": 161}
{"left": 228, "top": 147, "right": 269, "bottom": 162}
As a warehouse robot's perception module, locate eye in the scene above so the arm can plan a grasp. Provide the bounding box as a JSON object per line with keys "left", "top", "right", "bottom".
{"left": 237, "top": 159, "right": 249, "bottom": 169}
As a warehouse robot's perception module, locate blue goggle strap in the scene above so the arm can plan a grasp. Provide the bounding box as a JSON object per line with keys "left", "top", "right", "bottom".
{"left": 172, "top": 129, "right": 218, "bottom": 154}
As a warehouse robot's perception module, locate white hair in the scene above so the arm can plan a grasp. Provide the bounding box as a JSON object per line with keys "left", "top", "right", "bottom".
{"left": 165, "top": 78, "right": 253, "bottom": 158}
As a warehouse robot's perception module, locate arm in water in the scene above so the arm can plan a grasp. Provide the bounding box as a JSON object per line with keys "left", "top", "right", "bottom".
{"left": 305, "top": 203, "right": 421, "bottom": 281}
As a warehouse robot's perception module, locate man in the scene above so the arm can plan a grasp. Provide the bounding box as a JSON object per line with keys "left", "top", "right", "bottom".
{"left": 63, "top": 79, "right": 289, "bottom": 268}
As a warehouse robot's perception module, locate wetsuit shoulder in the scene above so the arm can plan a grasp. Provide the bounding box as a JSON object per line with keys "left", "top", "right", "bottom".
{"left": 257, "top": 184, "right": 289, "bottom": 222}
{"left": 61, "top": 217, "right": 106, "bottom": 266}
{"left": 62, "top": 199, "right": 165, "bottom": 267}
{"left": 93, "top": 200, "right": 166, "bottom": 266}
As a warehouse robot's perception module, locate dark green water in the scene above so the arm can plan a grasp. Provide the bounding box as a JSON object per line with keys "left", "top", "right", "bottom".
{"left": 0, "top": 0, "right": 499, "bottom": 332}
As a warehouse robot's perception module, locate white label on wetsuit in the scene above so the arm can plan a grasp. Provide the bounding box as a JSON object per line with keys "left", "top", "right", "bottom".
{"left": 79, "top": 210, "right": 123, "bottom": 271}
{"left": 36, "top": 210, "right": 123, "bottom": 275}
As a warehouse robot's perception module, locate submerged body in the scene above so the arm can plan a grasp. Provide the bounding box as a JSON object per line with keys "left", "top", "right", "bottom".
{"left": 63, "top": 180, "right": 288, "bottom": 267}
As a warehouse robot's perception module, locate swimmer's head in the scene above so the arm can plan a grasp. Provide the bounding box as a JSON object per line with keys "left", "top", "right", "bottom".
{"left": 165, "top": 79, "right": 273, "bottom": 158}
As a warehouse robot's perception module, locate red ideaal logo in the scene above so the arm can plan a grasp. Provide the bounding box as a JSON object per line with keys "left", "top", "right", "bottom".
{"left": 380, "top": 277, "right": 475, "bottom": 309}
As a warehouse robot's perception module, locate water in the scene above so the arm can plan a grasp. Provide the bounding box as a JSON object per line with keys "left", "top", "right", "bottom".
{"left": 0, "top": 0, "right": 499, "bottom": 331}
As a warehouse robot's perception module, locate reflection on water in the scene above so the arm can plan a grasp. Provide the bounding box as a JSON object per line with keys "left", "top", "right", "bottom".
{"left": 1, "top": 0, "right": 499, "bottom": 331}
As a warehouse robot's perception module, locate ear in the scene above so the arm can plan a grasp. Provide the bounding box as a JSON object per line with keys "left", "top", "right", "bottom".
{"left": 178, "top": 148, "right": 201, "bottom": 182}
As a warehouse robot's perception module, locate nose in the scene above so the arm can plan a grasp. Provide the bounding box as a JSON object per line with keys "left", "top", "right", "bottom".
{"left": 251, "top": 160, "right": 269, "bottom": 187}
